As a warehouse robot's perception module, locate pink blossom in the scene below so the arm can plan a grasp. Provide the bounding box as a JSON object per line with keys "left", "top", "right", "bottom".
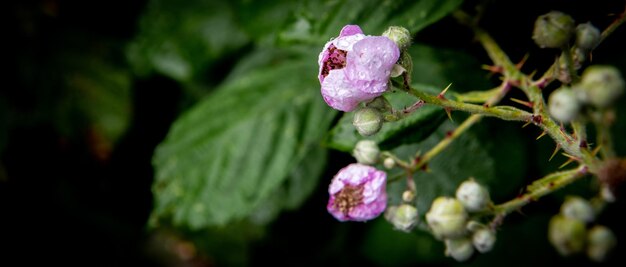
{"left": 327, "top": 163, "right": 387, "bottom": 222}
{"left": 318, "top": 25, "right": 400, "bottom": 112}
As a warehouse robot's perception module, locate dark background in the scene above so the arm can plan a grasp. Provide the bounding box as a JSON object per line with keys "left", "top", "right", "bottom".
{"left": 2, "top": 0, "right": 626, "bottom": 266}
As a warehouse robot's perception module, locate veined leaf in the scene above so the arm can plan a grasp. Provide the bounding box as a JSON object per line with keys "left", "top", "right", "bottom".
{"left": 151, "top": 58, "right": 335, "bottom": 229}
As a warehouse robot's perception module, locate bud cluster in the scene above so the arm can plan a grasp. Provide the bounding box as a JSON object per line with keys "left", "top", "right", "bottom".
{"left": 425, "top": 179, "right": 495, "bottom": 261}
{"left": 548, "top": 196, "right": 616, "bottom": 262}
{"left": 548, "top": 65, "right": 625, "bottom": 122}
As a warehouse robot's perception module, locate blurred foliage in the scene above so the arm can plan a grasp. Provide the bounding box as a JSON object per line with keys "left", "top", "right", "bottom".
{"left": 4, "top": 0, "right": 626, "bottom": 266}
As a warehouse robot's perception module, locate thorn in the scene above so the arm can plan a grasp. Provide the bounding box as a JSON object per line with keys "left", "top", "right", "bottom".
{"left": 591, "top": 145, "right": 602, "bottom": 156}
{"left": 528, "top": 69, "right": 538, "bottom": 79}
{"left": 559, "top": 125, "right": 573, "bottom": 143}
{"left": 536, "top": 131, "right": 547, "bottom": 140}
{"left": 438, "top": 83, "right": 453, "bottom": 99}
{"left": 522, "top": 120, "right": 533, "bottom": 128}
{"left": 561, "top": 152, "right": 579, "bottom": 161}
{"left": 510, "top": 98, "right": 534, "bottom": 108}
{"left": 559, "top": 158, "right": 576, "bottom": 169}
{"left": 549, "top": 144, "right": 561, "bottom": 161}
{"left": 444, "top": 107, "right": 453, "bottom": 121}
{"left": 482, "top": 64, "right": 503, "bottom": 74}
{"left": 515, "top": 54, "right": 529, "bottom": 69}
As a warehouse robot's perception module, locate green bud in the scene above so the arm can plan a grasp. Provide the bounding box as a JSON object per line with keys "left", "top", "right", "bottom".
{"left": 352, "top": 140, "right": 380, "bottom": 165}
{"left": 587, "top": 225, "right": 617, "bottom": 262}
{"left": 532, "top": 11, "right": 575, "bottom": 48}
{"left": 548, "top": 87, "right": 581, "bottom": 123}
{"left": 365, "top": 96, "right": 392, "bottom": 112}
{"left": 573, "top": 65, "right": 625, "bottom": 108}
{"left": 472, "top": 228, "right": 497, "bottom": 253}
{"left": 426, "top": 197, "right": 468, "bottom": 240}
{"left": 548, "top": 215, "right": 587, "bottom": 256}
{"left": 445, "top": 237, "right": 475, "bottom": 262}
{"left": 455, "top": 179, "right": 490, "bottom": 212}
{"left": 353, "top": 107, "right": 383, "bottom": 136}
{"left": 385, "top": 204, "right": 419, "bottom": 232}
{"left": 560, "top": 196, "right": 595, "bottom": 223}
{"left": 382, "top": 26, "right": 411, "bottom": 50}
{"left": 576, "top": 22, "right": 601, "bottom": 51}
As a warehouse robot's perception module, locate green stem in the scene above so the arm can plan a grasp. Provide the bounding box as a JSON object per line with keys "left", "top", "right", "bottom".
{"left": 491, "top": 165, "right": 588, "bottom": 216}
{"left": 403, "top": 85, "right": 532, "bottom": 122}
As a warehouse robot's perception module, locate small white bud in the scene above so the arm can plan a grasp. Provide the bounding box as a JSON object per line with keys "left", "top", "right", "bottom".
{"left": 587, "top": 225, "right": 617, "bottom": 262}
{"left": 548, "top": 215, "right": 587, "bottom": 256}
{"left": 426, "top": 197, "right": 468, "bottom": 240}
{"left": 402, "top": 190, "right": 415, "bottom": 203}
{"left": 455, "top": 179, "right": 490, "bottom": 212}
{"left": 548, "top": 87, "right": 580, "bottom": 123}
{"left": 352, "top": 140, "right": 380, "bottom": 165}
{"left": 445, "top": 237, "right": 475, "bottom": 262}
{"left": 385, "top": 204, "right": 419, "bottom": 232}
{"left": 574, "top": 65, "right": 625, "bottom": 108}
{"left": 472, "top": 228, "right": 497, "bottom": 253}
{"left": 560, "top": 196, "right": 595, "bottom": 223}
{"left": 383, "top": 157, "right": 395, "bottom": 169}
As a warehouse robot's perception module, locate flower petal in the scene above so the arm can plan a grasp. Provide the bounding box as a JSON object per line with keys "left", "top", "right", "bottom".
{"left": 345, "top": 36, "right": 400, "bottom": 94}
{"left": 321, "top": 70, "right": 380, "bottom": 112}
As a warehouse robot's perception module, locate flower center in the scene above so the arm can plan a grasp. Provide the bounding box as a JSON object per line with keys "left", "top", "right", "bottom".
{"left": 333, "top": 184, "right": 364, "bottom": 215}
{"left": 321, "top": 44, "right": 347, "bottom": 78}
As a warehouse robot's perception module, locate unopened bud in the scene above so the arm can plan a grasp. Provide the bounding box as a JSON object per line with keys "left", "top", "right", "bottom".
{"left": 365, "top": 96, "right": 392, "bottom": 112}
{"left": 426, "top": 197, "right": 468, "bottom": 240}
{"left": 574, "top": 65, "right": 625, "bottom": 108}
{"left": 455, "top": 179, "right": 490, "bottom": 212}
{"left": 353, "top": 140, "right": 380, "bottom": 165}
{"left": 353, "top": 107, "right": 383, "bottom": 136}
{"left": 445, "top": 237, "right": 475, "bottom": 262}
{"left": 472, "top": 228, "right": 497, "bottom": 253}
{"left": 587, "top": 225, "right": 617, "bottom": 262}
{"left": 382, "top": 26, "right": 411, "bottom": 50}
{"left": 548, "top": 215, "right": 587, "bottom": 256}
{"left": 548, "top": 87, "right": 580, "bottom": 123}
{"left": 560, "top": 196, "right": 595, "bottom": 223}
{"left": 532, "top": 11, "right": 575, "bottom": 48}
{"left": 385, "top": 204, "right": 419, "bottom": 232}
{"left": 402, "top": 190, "right": 415, "bottom": 202}
{"left": 383, "top": 157, "right": 395, "bottom": 169}
{"left": 576, "top": 23, "right": 601, "bottom": 51}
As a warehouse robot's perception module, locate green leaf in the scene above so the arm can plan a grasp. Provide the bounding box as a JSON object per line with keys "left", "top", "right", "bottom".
{"left": 151, "top": 54, "right": 335, "bottom": 229}
{"left": 388, "top": 121, "right": 496, "bottom": 213}
{"left": 127, "top": 0, "right": 250, "bottom": 81}
{"left": 280, "top": 0, "right": 463, "bottom": 44}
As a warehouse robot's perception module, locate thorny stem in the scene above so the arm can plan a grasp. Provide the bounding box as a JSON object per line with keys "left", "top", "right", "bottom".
{"left": 489, "top": 165, "right": 588, "bottom": 218}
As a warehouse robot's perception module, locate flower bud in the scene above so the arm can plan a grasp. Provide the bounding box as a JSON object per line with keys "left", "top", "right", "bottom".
{"left": 382, "top": 26, "right": 411, "bottom": 50}
{"left": 532, "top": 11, "right": 575, "bottom": 48}
{"left": 575, "top": 23, "right": 601, "bottom": 51}
{"left": 383, "top": 157, "right": 395, "bottom": 169}
{"left": 574, "top": 65, "right": 625, "bottom": 108}
{"left": 560, "top": 196, "right": 595, "bottom": 223}
{"left": 426, "top": 197, "right": 468, "bottom": 240}
{"left": 402, "top": 190, "right": 415, "bottom": 203}
{"left": 548, "top": 87, "right": 580, "bottom": 123}
{"left": 353, "top": 140, "right": 380, "bottom": 165}
{"left": 445, "top": 237, "right": 475, "bottom": 262}
{"left": 365, "top": 96, "right": 392, "bottom": 112}
{"left": 472, "top": 228, "right": 497, "bottom": 253}
{"left": 587, "top": 225, "right": 617, "bottom": 262}
{"left": 548, "top": 215, "right": 587, "bottom": 256}
{"left": 455, "top": 179, "right": 490, "bottom": 212}
{"left": 385, "top": 204, "right": 419, "bottom": 232}
{"left": 353, "top": 107, "right": 383, "bottom": 136}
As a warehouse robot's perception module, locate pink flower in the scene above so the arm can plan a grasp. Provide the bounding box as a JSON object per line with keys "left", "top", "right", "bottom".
{"left": 327, "top": 163, "right": 387, "bottom": 221}
{"left": 318, "top": 25, "right": 400, "bottom": 112}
